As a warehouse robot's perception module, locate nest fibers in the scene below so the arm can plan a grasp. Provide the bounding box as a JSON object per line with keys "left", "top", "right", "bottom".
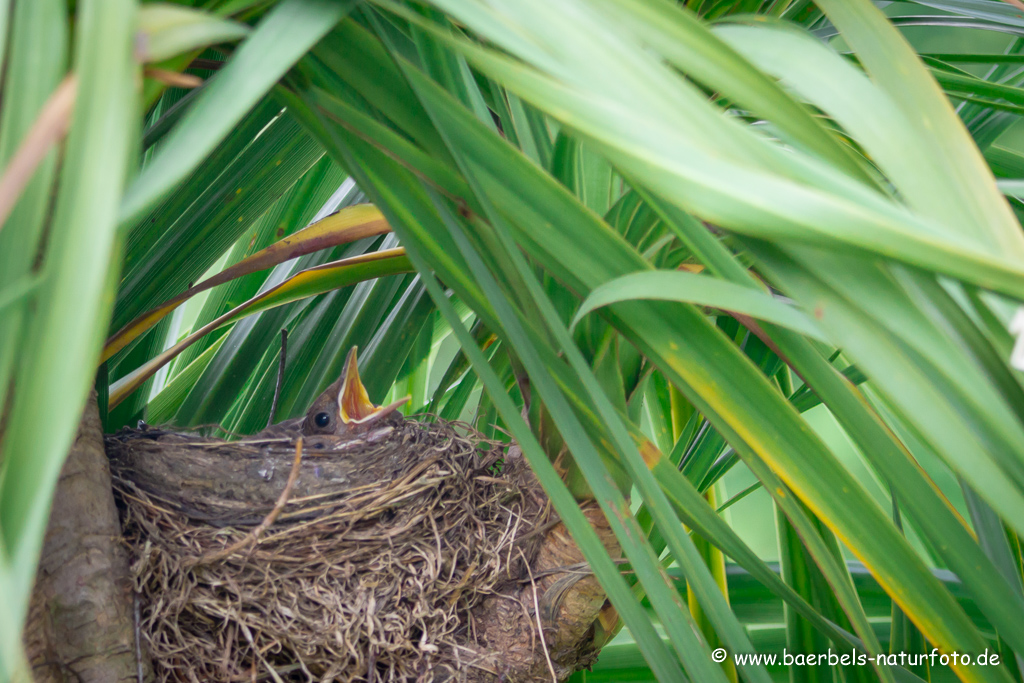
{"left": 107, "top": 418, "right": 553, "bottom": 682}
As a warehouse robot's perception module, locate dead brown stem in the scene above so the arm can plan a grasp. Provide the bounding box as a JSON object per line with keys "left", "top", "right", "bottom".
{"left": 0, "top": 77, "right": 76, "bottom": 233}
{"left": 193, "top": 438, "right": 305, "bottom": 566}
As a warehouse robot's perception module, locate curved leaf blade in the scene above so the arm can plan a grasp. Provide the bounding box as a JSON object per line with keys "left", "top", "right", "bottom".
{"left": 120, "top": 0, "right": 356, "bottom": 223}
{"left": 103, "top": 203, "right": 392, "bottom": 361}
{"left": 571, "top": 270, "right": 825, "bottom": 341}
{"left": 137, "top": 4, "right": 249, "bottom": 63}
{"left": 109, "top": 248, "right": 412, "bottom": 407}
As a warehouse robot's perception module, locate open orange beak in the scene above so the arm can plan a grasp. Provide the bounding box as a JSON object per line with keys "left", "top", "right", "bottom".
{"left": 337, "top": 347, "right": 410, "bottom": 427}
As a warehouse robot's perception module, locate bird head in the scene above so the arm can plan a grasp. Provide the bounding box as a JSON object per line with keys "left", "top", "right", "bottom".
{"left": 301, "top": 347, "right": 410, "bottom": 436}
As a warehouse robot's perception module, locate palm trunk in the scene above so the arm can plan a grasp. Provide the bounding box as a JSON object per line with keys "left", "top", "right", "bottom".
{"left": 23, "top": 390, "right": 149, "bottom": 682}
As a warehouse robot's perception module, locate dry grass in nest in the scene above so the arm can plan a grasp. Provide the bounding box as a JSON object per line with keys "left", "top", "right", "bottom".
{"left": 110, "top": 419, "right": 551, "bottom": 682}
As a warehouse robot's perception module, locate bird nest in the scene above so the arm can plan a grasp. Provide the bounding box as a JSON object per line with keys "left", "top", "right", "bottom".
{"left": 107, "top": 418, "right": 552, "bottom": 682}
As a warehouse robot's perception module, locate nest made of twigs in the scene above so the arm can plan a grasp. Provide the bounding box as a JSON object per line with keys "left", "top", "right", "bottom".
{"left": 109, "top": 418, "right": 552, "bottom": 683}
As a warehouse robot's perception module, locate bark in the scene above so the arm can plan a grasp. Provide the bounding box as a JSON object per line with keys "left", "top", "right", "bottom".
{"left": 23, "top": 390, "right": 148, "bottom": 683}
{"left": 459, "top": 494, "right": 619, "bottom": 681}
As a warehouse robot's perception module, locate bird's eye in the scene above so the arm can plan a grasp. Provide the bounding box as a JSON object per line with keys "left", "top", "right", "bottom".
{"left": 314, "top": 412, "right": 331, "bottom": 428}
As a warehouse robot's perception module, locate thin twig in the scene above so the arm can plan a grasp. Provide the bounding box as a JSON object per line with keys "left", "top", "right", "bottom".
{"left": 143, "top": 67, "right": 202, "bottom": 89}
{"left": 520, "top": 548, "right": 557, "bottom": 683}
{"left": 239, "top": 623, "right": 285, "bottom": 683}
{"left": 511, "top": 516, "right": 562, "bottom": 546}
{"left": 267, "top": 329, "right": 288, "bottom": 428}
{"left": 188, "top": 58, "right": 226, "bottom": 71}
{"left": 193, "top": 438, "right": 304, "bottom": 565}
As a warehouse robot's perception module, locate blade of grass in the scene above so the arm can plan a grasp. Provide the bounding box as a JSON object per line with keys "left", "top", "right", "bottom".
{"left": 136, "top": 4, "right": 249, "bottom": 63}
{"left": 0, "top": 0, "right": 136, "bottom": 673}
{"left": 147, "top": 334, "right": 228, "bottom": 424}
{"left": 399, "top": 58, "right": 1009, "bottom": 679}
{"left": 120, "top": 0, "right": 356, "bottom": 224}
{"left": 114, "top": 110, "right": 324, "bottom": 335}
{"left": 400, "top": 8, "right": 1024, "bottom": 301}
{"left": 0, "top": 0, "right": 69, "bottom": 426}
{"left": 643, "top": 175, "right": 1024, "bottom": 663}
{"left": 402, "top": 222, "right": 688, "bottom": 682}
{"left": 103, "top": 203, "right": 391, "bottom": 361}
{"left": 406, "top": 60, "right": 771, "bottom": 674}
{"left": 0, "top": 77, "right": 76, "bottom": 232}
{"left": 814, "top": 0, "right": 1024, "bottom": 256}
{"left": 572, "top": 270, "right": 824, "bottom": 341}
{"left": 168, "top": 159, "right": 355, "bottom": 377}
{"left": 593, "top": 0, "right": 874, "bottom": 186}
{"left": 109, "top": 248, "right": 412, "bottom": 407}
{"left": 296, "top": 88, "right": 686, "bottom": 676}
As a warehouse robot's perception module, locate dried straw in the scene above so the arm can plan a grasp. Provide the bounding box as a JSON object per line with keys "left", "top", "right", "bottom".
{"left": 112, "top": 419, "right": 549, "bottom": 682}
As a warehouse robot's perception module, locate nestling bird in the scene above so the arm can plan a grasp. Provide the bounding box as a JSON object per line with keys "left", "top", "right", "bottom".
{"left": 254, "top": 347, "right": 410, "bottom": 440}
